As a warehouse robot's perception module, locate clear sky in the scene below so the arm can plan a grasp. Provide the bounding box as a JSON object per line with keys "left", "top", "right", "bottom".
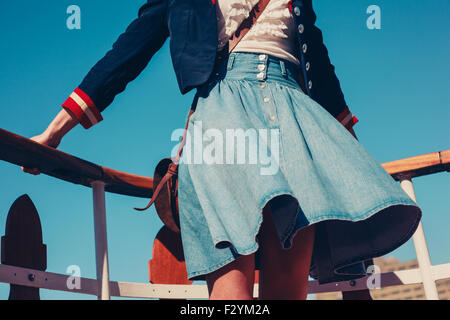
{"left": 0, "top": 0, "right": 449, "bottom": 299}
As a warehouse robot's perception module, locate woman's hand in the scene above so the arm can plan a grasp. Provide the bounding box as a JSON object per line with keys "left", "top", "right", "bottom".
{"left": 21, "top": 131, "right": 61, "bottom": 175}
{"left": 20, "top": 108, "right": 79, "bottom": 175}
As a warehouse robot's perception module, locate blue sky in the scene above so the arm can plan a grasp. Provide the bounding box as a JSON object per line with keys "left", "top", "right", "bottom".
{"left": 0, "top": 0, "right": 449, "bottom": 299}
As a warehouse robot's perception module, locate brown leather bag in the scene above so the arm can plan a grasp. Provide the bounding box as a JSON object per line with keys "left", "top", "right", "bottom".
{"left": 134, "top": 0, "right": 277, "bottom": 233}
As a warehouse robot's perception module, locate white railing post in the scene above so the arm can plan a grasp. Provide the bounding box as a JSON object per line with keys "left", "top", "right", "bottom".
{"left": 91, "top": 180, "right": 111, "bottom": 300}
{"left": 399, "top": 176, "right": 439, "bottom": 300}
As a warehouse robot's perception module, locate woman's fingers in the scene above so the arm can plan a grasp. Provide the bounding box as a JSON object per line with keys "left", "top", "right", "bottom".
{"left": 20, "top": 131, "right": 58, "bottom": 176}
{"left": 21, "top": 166, "right": 41, "bottom": 175}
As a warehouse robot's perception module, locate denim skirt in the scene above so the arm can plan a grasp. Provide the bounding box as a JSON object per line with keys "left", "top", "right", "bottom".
{"left": 177, "top": 51, "right": 422, "bottom": 283}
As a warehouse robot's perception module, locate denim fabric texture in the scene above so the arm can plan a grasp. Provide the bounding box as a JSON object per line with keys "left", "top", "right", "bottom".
{"left": 177, "top": 52, "right": 422, "bottom": 282}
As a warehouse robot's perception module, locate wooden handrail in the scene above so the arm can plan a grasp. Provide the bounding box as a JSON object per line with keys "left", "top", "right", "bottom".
{"left": 383, "top": 150, "right": 450, "bottom": 180}
{"left": 0, "top": 128, "right": 153, "bottom": 198}
{"left": 0, "top": 128, "right": 448, "bottom": 197}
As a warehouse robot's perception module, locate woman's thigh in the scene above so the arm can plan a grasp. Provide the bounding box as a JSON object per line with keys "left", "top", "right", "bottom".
{"left": 258, "top": 204, "right": 315, "bottom": 300}
{"left": 205, "top": 203, "right": 315, "bottom": 300}
{"left": 205, "top": 252, "right": 256, "bottom": 300}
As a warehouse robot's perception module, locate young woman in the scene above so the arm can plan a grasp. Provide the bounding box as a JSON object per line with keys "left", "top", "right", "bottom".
{"left": 23, "top": 0, "right": 422, "bottom": 300}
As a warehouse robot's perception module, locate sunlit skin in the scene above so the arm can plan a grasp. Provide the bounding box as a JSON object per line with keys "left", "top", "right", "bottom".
{"left": 21, "top": 108, "right": 78, "bottom": 175}
{"left": 206, "top": 205, "right": 315, "bottom": 300}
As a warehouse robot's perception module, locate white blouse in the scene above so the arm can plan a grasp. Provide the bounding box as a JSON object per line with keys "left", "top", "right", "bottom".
{"left": 216, "top": 0, "right": 301, "bottom": 66}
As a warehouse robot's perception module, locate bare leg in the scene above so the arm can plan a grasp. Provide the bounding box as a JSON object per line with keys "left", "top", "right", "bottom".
{"left": 206, "top": 253, "right": 255, "bottom": 300}
{"left": 258, "top": 205, "right": 315, "bottom": 300}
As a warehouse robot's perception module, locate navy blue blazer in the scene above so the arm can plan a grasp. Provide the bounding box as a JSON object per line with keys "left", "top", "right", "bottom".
{"left": 62, "top": 0, "right": 358, "bottom": 131}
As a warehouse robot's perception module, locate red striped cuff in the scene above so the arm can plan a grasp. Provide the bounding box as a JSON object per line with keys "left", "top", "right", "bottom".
{"left": 336, "top": 106, "right": 359, "bottom": 130}
{"left": 62, "top": 88, "right": 103, "bottom": 129}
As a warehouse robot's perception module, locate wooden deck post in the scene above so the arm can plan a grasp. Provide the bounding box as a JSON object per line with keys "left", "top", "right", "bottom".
{"left": 1, "top": 195, "right": 47, "bottom": 300}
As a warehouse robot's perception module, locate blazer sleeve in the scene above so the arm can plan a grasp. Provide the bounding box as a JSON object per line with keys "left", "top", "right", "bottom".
{"left": 305, "top": 1, "right": 359, "bottom": 130}
{"left": 62, "top": 0, "right": 169, "bottom": 129}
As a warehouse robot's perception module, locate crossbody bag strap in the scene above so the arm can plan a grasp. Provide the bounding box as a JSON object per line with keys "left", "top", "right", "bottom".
{"left": 228, "top": 0, "right": 271, "bottom": 53}
{"left": 134, "top": 0, "right": 271, "bottom": 212}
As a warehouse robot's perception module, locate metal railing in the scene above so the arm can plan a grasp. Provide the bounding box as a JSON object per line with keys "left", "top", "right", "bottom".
{"left": 0, "top": 128, "right": 449, "bottom": 300}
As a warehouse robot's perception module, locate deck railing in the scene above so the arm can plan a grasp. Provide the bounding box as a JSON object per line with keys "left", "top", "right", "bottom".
{"left": 0, "top": 128, "right": 449, "bottom": 300}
